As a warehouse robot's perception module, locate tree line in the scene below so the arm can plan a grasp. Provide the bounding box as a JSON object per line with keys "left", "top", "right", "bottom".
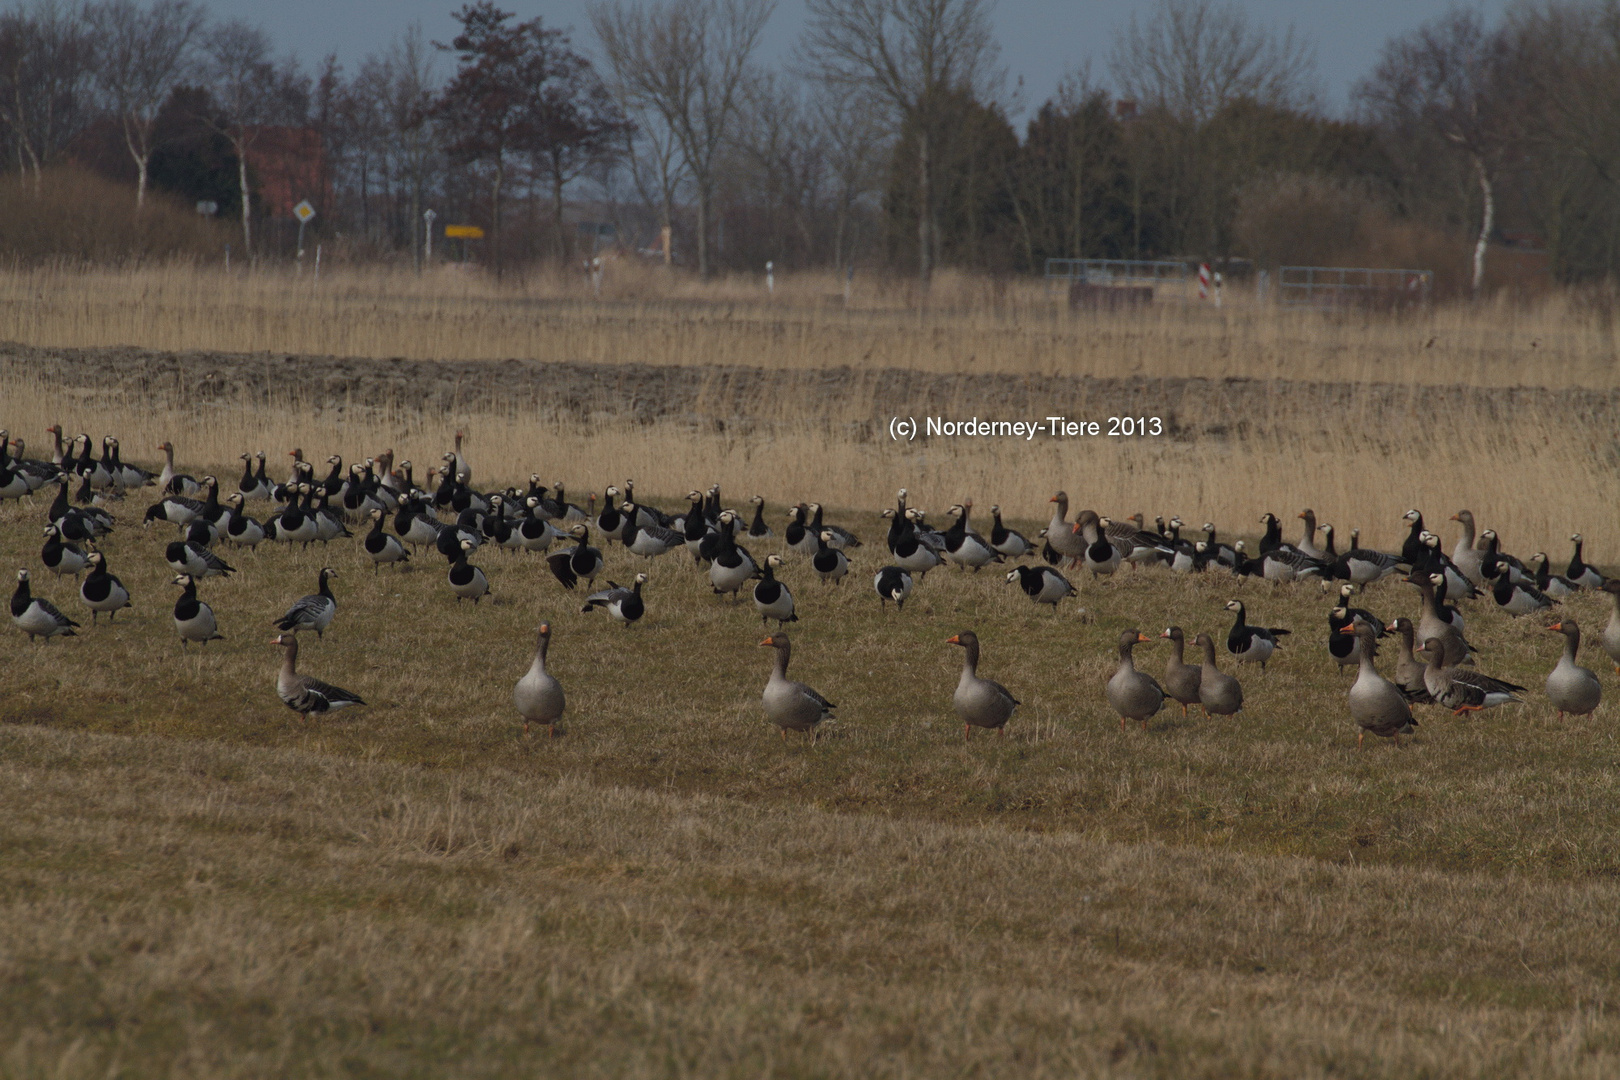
{"left": 6, "top": 0, "right": 1620, "bottom": 290}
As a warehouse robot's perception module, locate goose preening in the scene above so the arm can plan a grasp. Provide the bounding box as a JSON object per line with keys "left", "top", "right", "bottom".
{"left": 271, "top": 632, "right": 365, "bottom": 720}
{"left": 447, "top": 539, "right": 490, "bottom": 603}
{"left": 362, "top": 508, "right": 410, "bottom": 570}
{"left": 753, "top": 554, "right": 797, "bottom": 627}
{"left": 1416, "top": 637, "right": 1525, "bottom": 715}
{"left": 79, "top": 551, "right": 131, "bottom": 624}
{"left": 759, "top": 632, "right": 836, "bottom": 740}
{"left": 1159, "top": 626, "right": 1203, "bottom": 715}
{"left": 171, "top": 573, "right": 222, "bottom": 646}
{"left": 1545, "top": 619, "right": 1602, "bottom": 719}
{"left": 514, "top": 621, "right": 565, "bottom": 737}
{"left": 1006, "top": 564, "right": 1074, "bottom": 612}
{"left": 1107, "top": 629, "right": 1164, "bottom": 732}
{"left": 1193, "top": 632, "right": 1243, "bottom": 716}
{"left": 946, "top": 630, "right": 1019, "bottom": 738}
{"left": 11, "top": 568, "right": 79, "bottom": 641}
{"left": 1342, "top": 622, "right": 1417, "bottom": 747}
{"left": 874, "top": 565, "right": 914, "bottom": 610}
{"left": 1225, "top": 600, "right": 1288, "bottom": 669}
{"left": 582, "top": 573, "right": 647, "bottom": 627}
{"left": 275, "top": 567, "right": 338, "bottom": 638}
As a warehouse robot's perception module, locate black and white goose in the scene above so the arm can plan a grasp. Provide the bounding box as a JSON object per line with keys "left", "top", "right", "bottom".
{"left": 1225, "top": 599, "right": 1288, "bottom": 669}
{"left": 447, "top": 539, "right": 490, "bottom": 603}
{"left": 362, "top": 509, "right": 410, "bottom": 570}
{"left": 516, "top": 498, "right": 562, "bottom": 553}
{"left": 221, "top": 494, "right": 267, "bottom": 547}
{"left": 40, "top": 525, "right": 88, "bottom": 577}
{"left": 1199, "top": 522, "right": 1240, "bottom": 569}
{"left": 784, "top": 504, "right": 820, "bottom": 557}
{"left": 272, "top": 632, "right": 366, "bottom": 720}
{"left": 708, "top": 511, "right": 758, "bottom": 601}
{"left": 1260, "top": 543, "right": 1326, "bottom": 583}
{"left": 156, "top": 441, "right": 200, "bottom": 496}
{"left": 447, "top": 430, "right": 471, "bottom": 487}
{"left": 1491, "top": 571, "right": 1557, "bottom": 617}
{"left": 1399, "top": 509, "right": 1428, "bottom": 566}
{"left": 988, "top": 505, "right": 1032, "bottom": 559}
{"left": 621, "top": 479, "right": 672, "bottom": 529}
{"left": 391, "top": 498, "right": 442, "bottom": 551}
{"left": 165, "top": 538, "right": 236, "bottom": 579}
{"left": 941, "top": 501, "right": 1001, "bottom": 571}
{"left": 0, "top": 439, "right": 32, "bottom": 501}
{"left": 171, "top": 574, "right": 222, "bottom": 645}
{"left": 310, "top": 488, "right": 352, "bottom": 543}
{"left": 1567, "top": 534, "right": 1607, "bottom": 589}
{"left": 874, "top": 565, "right": 914, "bottom": 610}
{"left": 71, "top": 433, "right": 114, "bottom": 491}
{"left": 753, "top": 554, "right": 797, "bottom": 627}
{"left": 48, "top": 476, "right": 112, "bottom": 540}
{"left": 143, "top": 486, "right": 208, "bottom": 529}
{"left": 79, "top": 551, "right": 131, "bottom": 623}
{"left": 619, "top": 505, "right": 685, "bottom": 559}
{"left": 237, "top": 452, "right": 273, "bottom": 501}
{"left": 1329, "top": 526, "right": 1402, "bottom": 587}
{"left": 1477, "top": 529, "right": 1529, "bottom": 586}
{"left": 275, "top": 567, "right": 339, "bottom": 638}
{"left": 1006, "top": 564, "right": 1074, "bottom": 612}
{"left": 594, "top": 485, "right": 625, "bottom": 539}
{"left": 883, "top": 508, "right": 942, "bottom": 577}
{"left": 1528, "top": 552, "right": 1579, "bottom": 598}
{"left": 582, "top": 573, "right": 647, "bottom": 627}
{"left": 270, "top": 485, "right": 322, "bottom": 548}
{"left": 547, "top": 524, "right": 604, "bottom": 590}
{"left": 1071, "top": 510, "right": 1121, "bottom": 578}
{"left": 8, "top": 434, "right": 60, "bottom": 490}
{"left": 104, "top": 438, "right": 153, "bottom": 490}
{"left": 11, "top": 569, "right": 79, "bottom": 641}
{"left": 806, "top": 503, "right": 860, "bottom": 550}
{"left": 681, "top": 491, "right": 714, "bottom": 562}
{"left": 746, "top": 495, "right": 774, "bottom": 539}
{"left": 1414, "top": 531, "right": 1477, "bottom": 599}
{"left": 812, "top": 530, "right": 849, "bottom": 584}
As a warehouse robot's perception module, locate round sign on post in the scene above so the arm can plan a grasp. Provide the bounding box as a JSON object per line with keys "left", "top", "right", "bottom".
{"left": 293, "top": 200, "right": 316, "bottom": 266}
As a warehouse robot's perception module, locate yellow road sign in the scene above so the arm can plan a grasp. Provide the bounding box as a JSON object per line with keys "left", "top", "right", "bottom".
{"left": 444, "top": 224, "right": 484, "bottom": 239}
{"left": 293, "top": 200, "right": 315, "bottom": 223}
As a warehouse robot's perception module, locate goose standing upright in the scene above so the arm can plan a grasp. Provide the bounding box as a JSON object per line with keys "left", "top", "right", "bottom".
{"left": 271, "top": 632, "right": 365, "bottom": 719}
{"left": 171, "top": 574, "right": 222, "bottom": 646}
{"left": 514, "top": 621, "right": 565, "bottom": 736}
{"left": 988, "top": 505, "right": 1032, "bottom": 559}
{"left": 759, "top": 632, "right": 835, "bottom": 740}
{"left": 811, "top": 530, "right": 849, "bottom": 584}
{"left": 447, "top": 539, "right": 490, "bottom": 603}
{"left": 1450, "top": 510, "right": 1486, "bottom": 586}
{"left": 1046, "top": 492, "right": 1087, "bottom": 567}
{"left": 40, "top": 525, "right": 88, "bottom": 577}
{"left": 11, "top": 569, "right": 79, "bottom": 641}
{"left": 753, "top": 554, "right": 797, "bottom": 627}
{"left": 1383, "top": 618, "right": 1434, "bottom": 704}
{"left": 746, "top": 495, "right": 774, "bottom": 539}
{"left": 1343, "top": 622, "right": 1417, "bottom": 747}
{"left": 1295, "top": 509, "right": 1326, "bottom": 560}
{"left": 1545, "top": 619, "right": 1602, "bottom": 719}
{"left": 1107, "top": 629, "right": 1164, "bottom": 732}
{"left": 1158, "top": 627, "right": 1203, "bottom": 715}
{"left": 707, "top": 510, "right": 757, "bottom": 600}
{"left": 79, "top": 551, "right": 131, "bottom": 624}
{"left": 941, "top": 501, "right": 1000, "bottom": 571}
{"left": 1602, "top": 580, "right": 1620, "bottom": 674}
{"left": 946, "top": 630, "right": 1019, "bottom": 738}
{"left": 362, "top": 508, "right": 410, "bottom": 570}
{"left": 1006, "top": 564, "right": 1073, "bottom": 612}
{"left": 1072, "top": 510, "right": 1121, "bottom": 578}
{"left": 1412, "top": 573, "right": 1472, "bottom": 666}
{"left": 275, "top": 567, "right": 338, "bottom": 638}
{"left": 1566, "top": 534, "right": 1607, "bottom": 589}
{"left": 1193, "top": 633, "right": 1243, "bottom": 716}
{"left": 1225, "top": 600, "right": 1288, "bottom": 669}
{"left": 546, "top": 524, "right": 604, "bottom": 590}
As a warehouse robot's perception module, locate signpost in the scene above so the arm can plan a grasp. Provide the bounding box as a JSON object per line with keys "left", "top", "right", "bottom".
{"left": 293, "top": 200, "right": 315, "bottom": 270}
{"left": 423, "top": 208, "right": 436, "bottom": 266}
{"left": 444, "top": 224, "right": 484, "bottom": 262}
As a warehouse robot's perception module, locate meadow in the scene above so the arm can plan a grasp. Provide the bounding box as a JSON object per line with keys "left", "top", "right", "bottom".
{"left": 5, "top": 264, "right": 1620, "bottom": 1076}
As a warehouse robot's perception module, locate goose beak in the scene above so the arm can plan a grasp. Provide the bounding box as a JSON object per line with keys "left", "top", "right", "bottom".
{"left": 1048, "top": 496, "right": 1058, "bottom": 503}
{"left": 758, "top": 636, "right": 775, "bottom": 647}
{"left": 1547, "top": 623, "right": 1563, "bottom": 632}
{"left": 539, "top": 623, "right": 550, "bottom": 634}
{"left": 1158, "top": 629, "right": 1171, "bottom": 638}
{"left": 945, "top": 634, "right": 961, "bottom": 645}
{"left": 1384, "top": 621, "right": 1399, "bottom": 633}
{"left": 1136, "top": 633, "right": 1152, "bottom": 644}
{"left": 1071, "top": 522, "right": 1082, "bottom": 534}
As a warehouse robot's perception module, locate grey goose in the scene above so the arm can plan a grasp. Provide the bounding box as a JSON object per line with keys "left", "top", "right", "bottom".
{"left": 272, "top": 632, "right": 365, "bottom": 720}
{"left": 759, "top": 632, "right": 835, "bottom": 740}
{"left": 946, "top": 630, "right": 1019, "bottom": 738}
{"left": 1545, "top": 620, "right": 1602, "bottom": 719}
{"left": 514, "top": 622, "right": 566, "bottom": 737}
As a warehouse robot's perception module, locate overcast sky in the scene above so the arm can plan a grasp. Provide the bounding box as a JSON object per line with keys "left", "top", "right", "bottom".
{"left": 207, "top": 0, "right": 1511, "bottom": 120}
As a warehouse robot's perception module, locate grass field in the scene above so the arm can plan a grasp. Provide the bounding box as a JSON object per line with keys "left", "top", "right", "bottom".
{"left": 6, "top": 272, "right": 1620, "bottom": 1075}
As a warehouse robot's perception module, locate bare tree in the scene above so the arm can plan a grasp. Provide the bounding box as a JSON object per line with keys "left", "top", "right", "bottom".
{"left": 812, "top": 79, "right": 884, "bottom": 267}
{"left": 0, "top": 1, "right": 94, "bottom": 190}
{"left": 376, "top": 26, "right": 438, "bottom": 268}
{"left": 800, "top": 0, "right": 1001, "bottom": 282}
{"left": 1356, "top": 8, "right": 1510, "bottom": 296}
{"left": 85, "top": 0, "right": 205, "bottom": 209}
{"left": 592, "top": 0, "right": 774, "bottom": 277}
{"left": 617, "top": 103, "right": 686, "bottom": 262}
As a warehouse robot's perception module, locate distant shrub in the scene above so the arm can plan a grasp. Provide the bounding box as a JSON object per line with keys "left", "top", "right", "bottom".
{"left": 0, "top": 167, "right": 230, "bottom": 264}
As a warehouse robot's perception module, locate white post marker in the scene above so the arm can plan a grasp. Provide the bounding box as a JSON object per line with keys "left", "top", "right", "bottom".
{"left": 1213, "top": 270, "right": 1223, "bottom": 309}
{"left": 424, "top": 209, "right": 437, "bottom": 263}
{"left": 766, "top": 260, "right": 774, "bottom": 294}
{"left": 315, "top": 244, "right": 322, "bottom": 283}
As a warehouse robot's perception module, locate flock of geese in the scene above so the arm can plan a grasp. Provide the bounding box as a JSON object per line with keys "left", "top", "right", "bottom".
{"left": 4, "top": 427, "right": 1618, "bottom": 746}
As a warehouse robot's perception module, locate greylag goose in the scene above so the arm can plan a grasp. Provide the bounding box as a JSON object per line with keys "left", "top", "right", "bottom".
{"left": 362, "top": 509, "right": 410, "bottom": 570}
{"left": 1566, "top": 534, "right": 1607, "bottom": 589}
{"left": 1193, "top": 632, "right": 1243, "bottom": 716}
{"left": 1295, "top": 509, "right": 1326, "bottom": 560}
{"left": 79, "top": 551, "right": 131, "bottom": 624}
{"left": 11, "top": 569, "right": 79, "bottom": 640}
{"left": 275, "top": 567, "right": 338, "bottom": 638}
{"left": 1383, "top": 618, "right": 1434, "bottom": 704}
{"left": 1225, "top": 600, "right": 1288, "bottom": 669}
{"left": 582, "top": 573, "right": 647, "bottom": 627}
{"left": 514, "top": 622, "right": 565, "bottom": 736}
{"left": 874, "top": 565, "right": 914, "bottom": 610}
{"left": 156, "top": 441, "right": 201, "bottom": 497}
{"left": 1450, "top": 511, "right": 1486, "bottom": 586}
{"left": 171, "top": 574, "right": 222, "bottom": 646}
{"left": 40, "top": 525, "right": 88, "bottom": 577}
{"left": 1343, "top": 622, "right": 1416, "bottom": 747}
{"left": 1046, "top": 492, "right": 1087, "bottom": 567}
{"left": 946, "top": 630, "right": 1019, "bottom": 738}
{"left": 1006, "top": 564, "right": 1074, "bottom": 612}
{"left": 812, "top": 530, "right": 849, "bottom": 584}
{"left": 1158, "top": 627, "right": 1203, "bottom": 715}
{"left": 447, "top": 539, "right": 490, "bottom": 603}
{"left": 753, "top": 554, "right": 797, "bottom": 627}
{"left": 1416, "top": 638, "right": 1524, "bottom": 714}
{"left": 759, "top": 632, "right": 835, "bottom": 740}
{"left": 1602, "top": 580, "right": 1620, "bottom": 674}
{"left": 1412, "top": 574, "right": 1472, "bottom": 666}
{"left": 1545, "top": 620, "right": 1602, "bottom": 719}
{"left": 988, "top": 505, "right": 1032, "bottom": 558}
{"left": 271, "top": 632, "right": 365, "bottom": 720}
{"left": 547, "top": 524, "right": 604, "bottom": 590}
{"left": 1107, "top": 629, "right": 1163, "bottom": 732}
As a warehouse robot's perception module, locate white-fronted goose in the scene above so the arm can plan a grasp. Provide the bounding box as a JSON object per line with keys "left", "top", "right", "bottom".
{"left": 1527, "top": 553, "right": 1578, "bottom": 598}
{"left": 874, "top": 565, "right": 913, "bottom": 610}
{"left": 547, "top": 524, "right": 604, "bottom": 590}
{"left": 1006, "top": 564, "right": 1074, "bottom": 611}
{"left": 1567, "top": 534, "right": 1606, "bottom": 589}
{"left": 753, "top": 554, "right": 797, "bottom": 627}
{"left": 759, "top": 632, "right": 835, "bottom": 740}
{"left": 272, "top": 631, "right": 364, "bottom": 719}
{"left": 514, "top": 621, "right": 565, "bottom": 736}
{"left": 1545, "top": 619, "right": 1602, "bottom": 719}
{"left": 1158, "top": 627, "right": 1203, "bottom": 714}
{"left": 1383, "top": 618, "right": 1434, "bottom": 703}
{"left": 40, "top": 525, "right": 88, "bottom": 577}
{"left": 582, "top": 573, "right": 647, "bottom": 627}
{"left": 171, "top": 574, "right": 222, "bottom": 645}
{"left": 946, "top": 630, "right": 1019, "bottom": 738}
{"left": 1107, "top": 629, "right": 1164, "bottom": 732}
{"left": 1193, "top": 632, "right": 1243, "bottom": 716}
{"left": 941, "top": 501, "right": 1000, "bottom": 571}
{"left": 156, "top": 441, "right": 200, "bottom": 496}
{"left": 1417, "top": 637, "right": 1525, "bottom": 714}
{"left": 1343, "top": 622, "right": 1417, "bottom": 747}
{"left": 812, "top": 530, "right": 849, "bottom": 584}
{"left": 448, "top": 539, "right": 490, "bottom": 603}
{"left": 11, "top": 569, "right": 79, "bottom": 640}
{"left": 988, "top": 505, "right": 1032, "bottom": 558}
{"left": 275, "top": 567, "right": 338, "bottom": 638}
{"left": 362, "top": 509, "right": 410, "bottom": 569}
{"left": 1225, "top": 600, "right": 1288, "bottom": 669}
{"left": 79, "top": 551, "right": 131, "bottom": 624}
{"left": 1046, "top": 492, "right": 1087, "bottom": 567}
{"left": 1450, "top": 511, "right": 1485, "bottom": 586}
{"left": 165, "top": 539, "right": 235, "bottom": 580}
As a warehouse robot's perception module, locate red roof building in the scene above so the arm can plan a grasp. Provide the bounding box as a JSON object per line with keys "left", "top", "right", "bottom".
{"left": 244, "top": 126, "right": 328, "bottom": 218}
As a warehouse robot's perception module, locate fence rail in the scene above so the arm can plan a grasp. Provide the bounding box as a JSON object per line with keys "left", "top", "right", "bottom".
{"left": 1276, "top": 265, "right": 1432, "bottom": 308}
{"left": 1044, "top": 258, "right": 1189, "bottom": 287}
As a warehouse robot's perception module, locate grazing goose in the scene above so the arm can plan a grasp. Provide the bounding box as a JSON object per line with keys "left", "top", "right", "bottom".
{"left": 1072, "top": 510, "right": 1121, "bottom": 578}
{"left": 547, "top": 524, "right": 604, "bottom": 590}
{"left": 271, "top": 632, "right": 365, "bottom": 719}
{"left": 619, "top": 505, "right": 685, "bottom": 559}
{"left": 1193, "top": 632, "right": 1244, "bottom": 716}
{"left": 156, "top": 442, "right": 200, "bottom": 496}
{"left": 759, "top": 632, "right": 836, "bottom": 740}
{"left": 1158, "top": 627, "right": 1203, "bottom": 715}
{"left": 946, "top": 630, "right": 1019, "bottom": 738}
{"left": 1416, "top": 638, "right": 1525, "bottom": 715}
{"left": 40, "top": 525, "right": 88, "bottom": 578}
{"left": 582, "top": 573, "right": 647, "bottom": 627}
{"left": 1450, "top": 511, "right": 1486, "bottom": 586}
{"left": 1006, "top": 564, "right": 1074, "bottom": 612}
{"left": 1107, "top": 629, "right": 1164, "bottom": 732}
{"left": 708, "top": 511, "right": 758, "bottom": 600}
{"left": 447, "top": 539, "right": 490, "bottom": 603}
{"left": 1491, "top": 572, "right": 1557, "bottom": 617}
{"left": 941, "top": 501, "right": 1000, "bottom": 571}
{"left": 11, "top": 569, "right": 79, "bottom": 640}
{"left": 1602, "top": 579, "right": 1620, "bottom": 674}
{"left": 1527, "top": 553, "right": 1579, "bottom": 598}
{"left": 874, "top": 566, "right": 914, "bottom": 611}
{"left": 1046, "top": 492, "right": 1088, "bottom": 567}
{"left": 1225, "top": 600, "right": 1288, "bottom": 669}
{"left": 514, "top": 621, "right": 565, "bottom": 737}
{"left": 753, "top": 554, "right": 797, "bottom": 627}
{"left": 170, "top": 574, "right": 222, "bottom": 645}
{"left": 988, "top": 505, "right": 1032, "bottom": 558}
{"left": 1412, "top": 573, "right": 1472, "bottom": 666}
{"left": 275, "top": 567, "right": 338, "bottom": 638}
{"left": 812, "top": 530, "right": 850, "bottom": 584}
{"left": 1343, "top": 622, "right": 1417, "bottom": 747}
{"left": 1566, "top": 534, "right": 1607, "bottom": 589}
{"left": 1384, "top": 618, "right": 1435, "bottom": 704}
{"left": 1545, "top": 619, "right": 1602, "bottom": 719}
{"left": 362, "top": 509, "right": 410, "bottom": 570}
{"left": 1295, "top": 509, "right": 1326, "bottom": 560}
{"left": 79, "top": 551, "right": 131, "bottom": 624}
{"left": 746, "top": 495, "right": 774, "bottom": 539}
{"left": 165, "top": 539, "right": 236, "bottom": 579}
